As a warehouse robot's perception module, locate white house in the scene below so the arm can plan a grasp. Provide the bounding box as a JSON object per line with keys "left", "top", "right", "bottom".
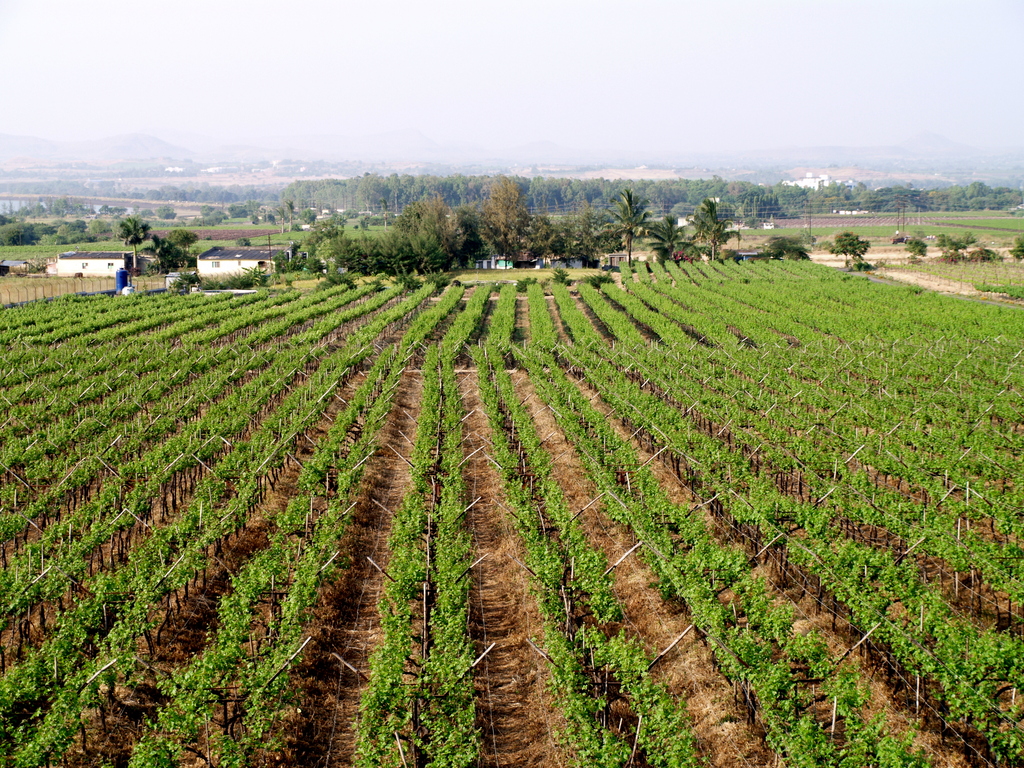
{"left": 53, "top": 251, "right": 144, "bottom": 277}
{"left": 473, "top": 257, "right": 515, "bottom": 270}
{"left": 196, "top": 246, "right": 287, "bottom": 277}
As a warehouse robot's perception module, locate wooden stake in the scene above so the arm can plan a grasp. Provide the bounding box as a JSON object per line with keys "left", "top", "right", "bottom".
{"left": 834, "top": 622, "right": 881, "bottom": 666}
{"left": 367, "top": 556, "right": 396, "bottom": 582}
{"left": 603, "top": 541, "right": 643, "bottom": 577}
{"left": 647, "top": 625, "right": 694, "bottom": 671}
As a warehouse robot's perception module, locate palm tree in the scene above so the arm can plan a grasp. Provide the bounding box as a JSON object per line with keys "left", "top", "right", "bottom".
{"left": 607, "top": 189, "right": 651, "bottom": 267}
{"left": 690, "top": 198, "right": 739, "bottom": 261}
{"left": 646, "top": 215, "right": 689, "bottom": 263}
{"left": 142, "top": 235, "right": 184, "bottom": 272}
{"left": 117, "top": 215, "right": 151, "bottom": 271}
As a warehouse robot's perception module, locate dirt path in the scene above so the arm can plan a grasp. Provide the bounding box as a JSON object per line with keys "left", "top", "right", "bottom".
{"left": 458, "top": 370, "right": 567, "bottom": 768}
{"left": 282, "top": 368, "right": 422, "bottom": 767}
{"left": 873, "top": 267, "right": 984, "bottom": 296}
{"left": 512, "top": 371, "right": 777, "bottom": 768}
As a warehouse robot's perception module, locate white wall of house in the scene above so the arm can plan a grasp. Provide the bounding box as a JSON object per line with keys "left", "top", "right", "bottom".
{"left": 54, "top": 256, "right": 126, "bottom": 277}
{"left": 196, "top": 258, "right": 270, "bottom": 276}
{"left": 473, "top": 258, "right": 514, "bottom": 270}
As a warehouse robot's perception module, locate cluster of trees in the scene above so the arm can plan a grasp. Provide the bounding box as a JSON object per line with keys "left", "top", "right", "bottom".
{"left": 3, "top": 197, "right": 94, "bottom": 218}
{"left": 0, "top": 218, "right": 121, "bottom": 247}
{"left": 298, "top": 183, "right": 816, "bottom": 277}
{"left": 282, "top": 175, "right": 1024, "bottom": 223}
{"left": 8, "top": 175, "right": 1020, "bottom": 216}
{"left": 933, "top": 233, "right": 1000, "bottom": 264}
{"left": 111, "top": 215, "right": 199, "bottom": 272}
{"left": 301, "top": 178, "right": 643, "bottom": 275}
{"left": 133, "top": 184, "right": 279, "bottom": 204}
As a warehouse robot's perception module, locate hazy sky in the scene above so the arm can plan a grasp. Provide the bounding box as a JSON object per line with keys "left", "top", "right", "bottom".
{"left": 1, "top": 0, "right": 1021, "bottom": 155}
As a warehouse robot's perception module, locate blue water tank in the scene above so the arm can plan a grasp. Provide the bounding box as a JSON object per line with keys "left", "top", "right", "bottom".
{"left": 115, "top": 268, "right": 129, "bottom": 292}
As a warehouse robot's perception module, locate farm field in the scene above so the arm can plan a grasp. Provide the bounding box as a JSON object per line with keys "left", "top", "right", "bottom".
{"left": 877, "top": 261, "right": 1024, "bottom": 299}
{"left": 758, "top": 214, "right": 1023, "bottom": 244}
{"left": 0, "top": 262, "right": 1023, "bottom": 767}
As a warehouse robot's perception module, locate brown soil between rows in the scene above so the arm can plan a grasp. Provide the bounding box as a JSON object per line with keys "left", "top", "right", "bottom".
{"left": 514, "top": 294, "right": 530, "bottom": 345}
{"left": 512, "top": 370, "right": 777, "bottom": 768}
{"left": 568, "top": 370, "right": 975, "bottom": 767}
{"left": 62, "top": 370, "right": 372, "bottom": 768}
{"left": 1, "top": 349, "right": 345, "bottom": 666}
{"left": 458, "top": 369, "right": 568, "bottom": 768}
{"left": 277, "top": 367, "right": 422, "bottom": 767}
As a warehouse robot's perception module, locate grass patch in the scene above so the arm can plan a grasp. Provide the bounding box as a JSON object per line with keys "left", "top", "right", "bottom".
{"left": 974, "top": 283, "right": 1024, "bottom": 299}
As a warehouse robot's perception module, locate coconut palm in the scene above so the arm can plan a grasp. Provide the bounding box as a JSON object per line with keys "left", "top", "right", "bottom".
{"left": 607, "top": 189, "right": 651, "bottom": 267}
{"left": 646, "top": 215, "right": 689, "bottom": 263}
{"left": 690, "top": 198, "right": 739, "bottom": 260}
{"left": 116, "top": 215, "right": 151, "bottom": 271}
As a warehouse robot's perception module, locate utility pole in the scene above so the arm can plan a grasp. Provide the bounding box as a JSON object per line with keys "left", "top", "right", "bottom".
{"left": 894, "top": 194, "right": 908, "bottom": 234}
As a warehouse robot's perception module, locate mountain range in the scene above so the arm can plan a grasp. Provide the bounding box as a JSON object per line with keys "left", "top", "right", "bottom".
{"left": 0, "top": 130, "right": 1020, "bottom": 180}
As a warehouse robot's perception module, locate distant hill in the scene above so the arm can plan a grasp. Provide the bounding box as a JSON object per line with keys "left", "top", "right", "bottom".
{"left": 0, "top": 130, "right": 1020, "bottom": 187}
{"left": 0, "top": 132, "right": 192, "bottom": 162}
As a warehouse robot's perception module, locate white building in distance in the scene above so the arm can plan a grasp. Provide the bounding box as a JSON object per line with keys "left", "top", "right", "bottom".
{"left": 196, "top": 246, "right": 287, "bottom": 276}
{"left": 52, "top": 251, "right": 146, "bottom": 277}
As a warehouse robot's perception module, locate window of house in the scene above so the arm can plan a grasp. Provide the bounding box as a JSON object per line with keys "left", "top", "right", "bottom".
{"left": 81, "top": 263, "right": 88, "bottom": 269}
{"left": 212, "top": 261, "right": 221, "bottom": 269}
{"left": 107, "top": 263, "right": 114, "bottom": 269}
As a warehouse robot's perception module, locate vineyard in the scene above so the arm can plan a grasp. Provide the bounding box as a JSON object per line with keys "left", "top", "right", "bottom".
{"left": 1, "top": 260, "right": 1023, "bottom": 768}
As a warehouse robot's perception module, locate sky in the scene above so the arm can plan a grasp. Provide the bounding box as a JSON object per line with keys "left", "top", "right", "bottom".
{"left": 1, "top": 0, "right": 1022, "bottom": 157}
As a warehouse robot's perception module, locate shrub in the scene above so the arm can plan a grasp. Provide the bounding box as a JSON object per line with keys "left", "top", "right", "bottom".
{"left": 584, "top": 272, "right": 614, "bottom": 288}
{"left": 516, "top": 277, "right": 538, "bottom": 293}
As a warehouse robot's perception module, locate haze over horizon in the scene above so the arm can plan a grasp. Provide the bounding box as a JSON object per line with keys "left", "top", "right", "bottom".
{"left": 1, "top": 0, "right": 1021, "bottom": 162}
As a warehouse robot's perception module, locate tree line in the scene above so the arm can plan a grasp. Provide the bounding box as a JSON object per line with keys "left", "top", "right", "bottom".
{"left": 282, "top": 175, "right": 1024, "bottom": 221}
{"left": 299, "top": 182, "right": 815, "bottom": 277}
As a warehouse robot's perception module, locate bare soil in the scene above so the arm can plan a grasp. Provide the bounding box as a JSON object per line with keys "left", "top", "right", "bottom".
{"left": 565, "top": 369, "right": 978, "bottom": 768}
{"left": 279, "top": 368, "right": 422, "bottom": 767}
{"left": 458, "top": 370, "right": 568, "bottom": 768}
{"left": 513, "top": 371, "right": 778, "bottom": 768}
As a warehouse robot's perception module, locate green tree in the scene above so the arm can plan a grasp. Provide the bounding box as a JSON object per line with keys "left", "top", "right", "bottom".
{"left": 116, "top": 215, "right": 151, "bottom": 270}
{"left": 690, "top": 198, "right": 739, "bottom": 260}
{"left": 452, "top": 205, "right": 488, "bottom": 267}
{"left": 1009, "top": 235, "right": 1024, "bottom": 261}
{"left": 394, "top": 195, "right": 464, "bottom": 269}
{"left": 966, "top": 246, "right": 999, "bottom": 262}
{"left": 143, "top": 234, "right": 185, "bottom": 272}
{"left": 646, "top": 215, "right": 688, "bottom": 263}
{"left": 566, "top": 202, "right": 610, "bottom": 264}
{"left": 482, "top": 177, "right": 531, "bottom": 262}
{"left": 828, "top": 230, "right": 871, "bottom": 268}
{"left": 167, "top": 228, "right": 199, "bottom": 263}
{"left": 525, "top": 214, "right": 566, "bottom": 262}
{"left": 154, "top": 205, "right": 176, "bottom": 220}
{"left": 606, "top": 189, "right": 651, "bottom": 266}
{"left": 905, "top": 238, "right": 928, "bottom": 261}
{"left": 88, "top": 219, "right": 112, "bottom": 236}
{"left": 762, "top": 235, "right": 810, "bottom": 260}
{"left": 934, "top": 232, "right": 977, "bottom": 263}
